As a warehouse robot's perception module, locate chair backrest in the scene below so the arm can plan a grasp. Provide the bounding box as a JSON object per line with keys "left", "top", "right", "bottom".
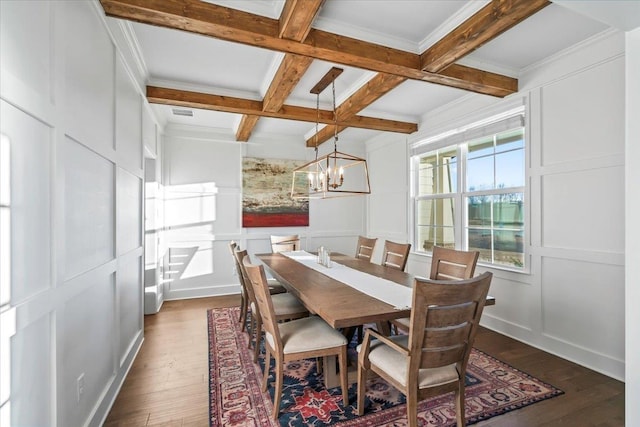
{"left": 355, "top": 236, "right": 377, "bottom": 261}
{"left": 243, "top": 258, "right": 282, "bottom": 353}
{"left": 228, "top": 241, "right": 239, "bottom": 273}
{"left": 430, "top": 246, "right": 479, "bottom": 280}
{"left": 407, "top": 271, "right": 492, "bottom": 376}
{"left": 381, "top": 240, "right": 411, "bottom": 271}
{"left": 270, "top": 234, "right": 300, "bottom": 253}
{"left": 233, "top": 249, "right": 257, "bottom": 306}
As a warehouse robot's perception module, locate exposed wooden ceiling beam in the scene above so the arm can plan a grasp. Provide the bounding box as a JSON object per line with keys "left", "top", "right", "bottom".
{"left": 421, "top": 0, "right": 551, "bottom": 73}
{"left": 305, "top": 0, "right": 550, "bottom": 146}
{"left": 235, "top": 54, "right": 313, "bottom": 141}
{"left": 100, "top": 0, "right": 517, "bottom": 97}
{"left": 148, "top": 86, "right": 417, "bottom": 134}
{"left": 306, "top": 73, "right": 407, "bottom": 147}
{"left": 235, "top": 0, "right": 322, "bottom": 141}
{"left": 279, "top": 0, "right": 325, "bottom": 41}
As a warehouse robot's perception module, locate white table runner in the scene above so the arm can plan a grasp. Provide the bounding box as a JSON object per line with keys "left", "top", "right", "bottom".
{"left": 281, "top": 251, "right": 412, "bottom": 309}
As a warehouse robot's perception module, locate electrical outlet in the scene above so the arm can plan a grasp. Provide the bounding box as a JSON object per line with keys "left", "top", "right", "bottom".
{"left": 77, "top": 373, "right": 85, "bottom": 402}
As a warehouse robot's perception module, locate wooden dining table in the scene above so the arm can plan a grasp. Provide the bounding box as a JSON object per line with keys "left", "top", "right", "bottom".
{"left": 256, "top": 251, "right": 495, "bottom": 387}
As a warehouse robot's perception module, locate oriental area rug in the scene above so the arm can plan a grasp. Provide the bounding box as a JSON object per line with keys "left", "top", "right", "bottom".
{"left": 208, "top": 307, "right": 563, "bottom": 427}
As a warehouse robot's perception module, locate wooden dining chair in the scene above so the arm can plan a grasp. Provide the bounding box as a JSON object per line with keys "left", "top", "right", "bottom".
{"left": 381, "top": 240, "right": 411, "bottom": 271}
{"left": 243, "top": 258, "right": 349, "bottom": 421}
{"left": 392, "top": 246, "right": 480, "bottom": 333}
{"left": 429, "top": 246, "right": 480, "bottom": 280}
{"left": 234, "top": 249, "right": 308, "bottom": 362}
{"left": 357, "top": 272, "right": 493, "bottom": 427}
{"left": 270, "top": 234, "right": 301, "bottom": 253}
{"left": 355, "top": 236, "right": 377, "bottom": 262}
{"left": 228, "top": 241, "right": 248, "bottom": 329}
{"left": 229, "top": 242, "right": 287, "bottom": 332}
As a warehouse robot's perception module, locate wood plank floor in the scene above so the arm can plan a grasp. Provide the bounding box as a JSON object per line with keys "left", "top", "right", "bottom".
{"left": 104, "top": 296, "right": 624, "bottom": 426}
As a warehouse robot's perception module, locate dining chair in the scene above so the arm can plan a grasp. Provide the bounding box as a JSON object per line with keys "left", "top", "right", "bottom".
{"left": 228, "top": 241, "right": 248, "bottom": 329}
{"left": 229, "top": 242, "right": 287, "bottom": 332}
{"left": 243, "top": 258, "right": 349, "bottom": 421}
{"left": 357, "top": 271, "right": 493, "bottom": 427}
{"left": 234, "top": 249, "right": 308, "bottom": 363}
{"left": 381, "top": 240, "right": 411, "bottom": 271}
{"left": 392, "top": 245, "right": 480, "bottom": 333}
{"left": 355, "top": 236, "right": 377, "bottom": 262}
{"left": 270, "top": 234, "right": 301, "bottom": 253}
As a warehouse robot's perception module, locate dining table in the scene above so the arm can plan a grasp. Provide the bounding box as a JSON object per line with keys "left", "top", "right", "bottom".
{"left": 256, "top": 250, "right": 495, "bottom": 388}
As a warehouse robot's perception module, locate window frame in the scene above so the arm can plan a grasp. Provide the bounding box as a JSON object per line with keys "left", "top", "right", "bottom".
{"left": 410, "top": 106, "right": 528, "bottom": 272}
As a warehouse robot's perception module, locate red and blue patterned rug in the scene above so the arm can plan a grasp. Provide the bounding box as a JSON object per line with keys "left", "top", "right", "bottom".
{"left": 208, "top": 307, "right": 563, "bottom": 426}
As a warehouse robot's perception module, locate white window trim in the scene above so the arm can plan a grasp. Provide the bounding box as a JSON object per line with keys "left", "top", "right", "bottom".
{"left": 409, "top": 102, "right": 530, "bottom": 273}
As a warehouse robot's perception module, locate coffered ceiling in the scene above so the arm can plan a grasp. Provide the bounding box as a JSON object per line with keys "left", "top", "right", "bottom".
{"left": 99, "top": 0, "right": 635, "bottom": 146}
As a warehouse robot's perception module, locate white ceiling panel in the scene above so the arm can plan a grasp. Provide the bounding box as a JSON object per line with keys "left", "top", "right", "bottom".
{"left": 132, "top": 22, "right": 276, "bottom": 95}
{"left": 464, "top": 4, "right": 609, "bottom": 71}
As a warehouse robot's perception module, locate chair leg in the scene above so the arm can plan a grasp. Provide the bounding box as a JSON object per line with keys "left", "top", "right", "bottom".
{"left": 406, "top": 390, "right": 418, "bottom": 427}
{"left": 456, "top": 382, "right": 466, "bottom": 427}
{"left": 272, "top": 357, "right": 284, "bottom": 421}
{"left": 356, "top": 363, "right": 366, "bottom": 415}
{"left": 254, "top": 320, "right": 262, "bottom": 363}
{"left": 247, "top": 314, "right": 254, "bottom": 350}
{"left": 338, "top": 346, "right": 349, "bottom": 406}
{"left": 239, "top": 293, "right": 247, "bottom": 331}
{"left": 261, "top": 348, "right": 271, "bottom": 392}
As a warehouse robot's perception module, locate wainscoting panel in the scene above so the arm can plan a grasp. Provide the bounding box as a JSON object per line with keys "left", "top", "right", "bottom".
{"left": 117, "top": 168, "right": 142, "bottom": 256}
{"left": 541, "top": 256, "right": 624, "bottom": 359}
{"left": 117, "top": 251, "right": 143, "bottom": 367}
{"left": 540, "top": 57, "right": 624, "bottom": 166}
{"left": 541, "top": 165, "right": 624, "bottom": 253}
{"left": 63, "top": 1, "right": 115, "bottom": 157}
{"left": 60, "top": 271, "right": 116, "bottom": 427}
{"left": 10, "top": 312, "right": 52, "bottom": 427}
{"left": 63, "top": 137, "right": 115, "bottom": 280}
{"left": 0, "top": 101, "right": 52, "bottom": 305}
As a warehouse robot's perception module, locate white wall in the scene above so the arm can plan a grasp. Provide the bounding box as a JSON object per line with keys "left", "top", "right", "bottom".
{"left": 0, "top": 2, "right": 158, "bottom": 425}
{"left": 368, "top": 30, "right": 627, "bottom": 380}
{"left": 161, "top": 127, "right": 367, "bottom": 299}
{"left": 626, "top": 26, "right": 640, "bottom": 427}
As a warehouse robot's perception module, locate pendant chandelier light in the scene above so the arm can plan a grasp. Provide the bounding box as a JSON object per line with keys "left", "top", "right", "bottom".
{"left": 291, "top": 67, "right": 371, "bottom": 200}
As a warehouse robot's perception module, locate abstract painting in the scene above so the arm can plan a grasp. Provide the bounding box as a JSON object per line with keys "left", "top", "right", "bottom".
{"left": 242, "top": 157, "right": 309, "bottom": 227}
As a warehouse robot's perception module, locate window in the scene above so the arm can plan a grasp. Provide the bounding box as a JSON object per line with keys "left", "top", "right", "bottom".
{"left": 411, "top": 107, "right": 526, "bottom": 269}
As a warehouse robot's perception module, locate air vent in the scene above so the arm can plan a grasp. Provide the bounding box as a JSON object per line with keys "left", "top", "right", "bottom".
{"left": 172, "top": 108, "right": 193, "bottom": 117}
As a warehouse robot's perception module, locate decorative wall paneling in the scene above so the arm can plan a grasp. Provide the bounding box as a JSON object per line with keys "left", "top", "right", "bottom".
{"left": 160, "top": 131, "right": 366, "bottom": 299}
{"left": 0, "top": 1, "right": 158, "bottom": 425}
{"left": 367, "top": 30, "right": 626, "bottom": 380}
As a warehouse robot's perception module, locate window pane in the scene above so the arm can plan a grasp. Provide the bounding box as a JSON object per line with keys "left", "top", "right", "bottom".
{"left": 417, "top": 226, "right": 455, "bottom": 252}
{"left": 468, "top": 228, "right": 492, "bottom": 263}
{"left": 467, "top": 196, "right": 491, "bottom": 227}
{"left": 418, "top": 155, "right": 436, "bottom": 196}
{"left": 494, "top": 230, "right": 524, "bottom": 268}
{"left": 495, "top": 150, "right": 524, "bottom": 188}
{"left": 493, "top": 193, "right": 524, "bottom": 228}
{"left": 496, "top": 128, "right": 524, "bottom": 153}
{"left": 468, "top": 137, "right": 493, "bottom": 159}
{"left": 466, "top": 156, "right": 493, "bottom": 191}
{"left": 435, "top": 160, "right": 457, "bottom": 193}
{"left": 418, "top": 149, "right": 457, "bottom": 195}
{"left": 417, "top": 198, "right": 455, "bottom": 227}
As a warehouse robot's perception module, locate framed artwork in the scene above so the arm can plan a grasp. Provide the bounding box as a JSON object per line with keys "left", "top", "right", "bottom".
{"left": 242, "top": 157, "right": 309, "bottom": 227}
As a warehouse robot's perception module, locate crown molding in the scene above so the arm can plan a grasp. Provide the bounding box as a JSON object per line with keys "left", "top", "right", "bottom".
{"left": 146, "top": 78, "right": 263, "bottom": 101}
{"left": 312, "top": 16, "right": 419, "bottom": 53}
{"left": 520, "top": 27, "right": 620, "bottom": 75}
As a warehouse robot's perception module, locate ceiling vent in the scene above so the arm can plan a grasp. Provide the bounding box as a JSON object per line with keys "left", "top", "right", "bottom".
{"left": 172, "top": 108, "right": 193, "bottom": 117}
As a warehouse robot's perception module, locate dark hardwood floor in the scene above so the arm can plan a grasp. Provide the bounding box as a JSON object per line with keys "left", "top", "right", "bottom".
{"left": 105, "top": 296, "right": 624, "bottom": 426}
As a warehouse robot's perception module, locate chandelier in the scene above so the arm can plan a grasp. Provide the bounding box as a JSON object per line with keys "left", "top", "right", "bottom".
{"left": 291, "top": 67, "right": 371, "bottom": 199}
